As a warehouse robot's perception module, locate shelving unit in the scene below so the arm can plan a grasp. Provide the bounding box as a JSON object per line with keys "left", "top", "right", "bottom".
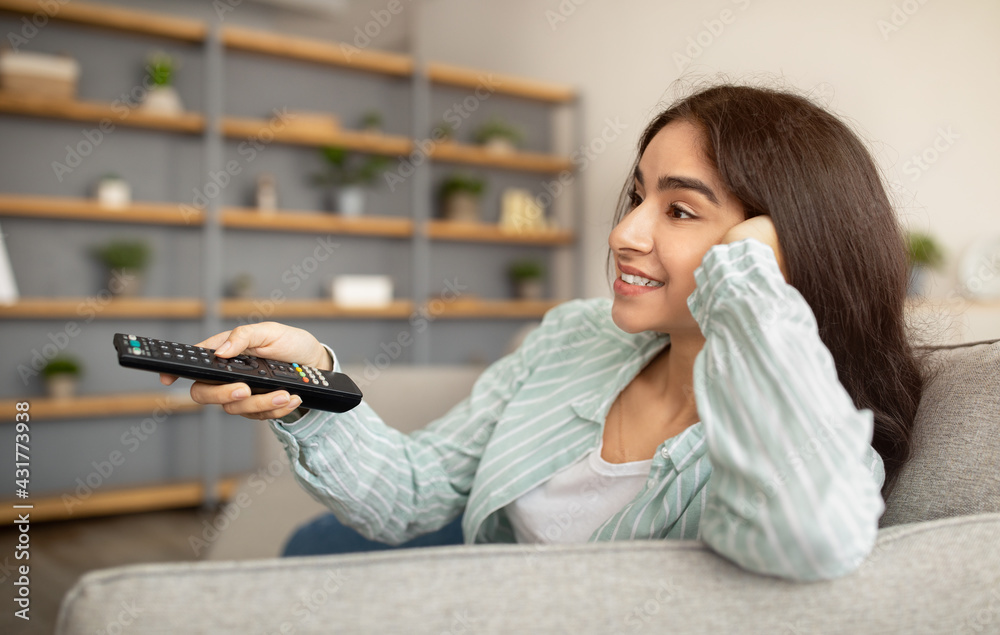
{"left": 0, "top": 392, "right": 199, "bottom": 421}
{"left": 0, "top": 0, "right": 579, "bottom": 519}
{"left": 0, "top": 92, "right": 205, "bottom": 133}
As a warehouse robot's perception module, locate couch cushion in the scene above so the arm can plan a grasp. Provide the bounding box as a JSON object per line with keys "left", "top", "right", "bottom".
{"left": 56, "top": 514, "right": 1000, "bottom": 634}
{"left": 881, "top": 339, "right": 1000, "bottom": 527}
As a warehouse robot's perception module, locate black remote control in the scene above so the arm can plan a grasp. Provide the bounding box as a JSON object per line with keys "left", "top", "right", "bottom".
{"left": 114, "top": 333, "right": 362, "bottom": 413}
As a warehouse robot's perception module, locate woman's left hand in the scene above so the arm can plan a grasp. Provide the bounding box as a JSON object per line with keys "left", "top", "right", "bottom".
{"left": 721, "top": 215, "right": 788, "bottom": 281}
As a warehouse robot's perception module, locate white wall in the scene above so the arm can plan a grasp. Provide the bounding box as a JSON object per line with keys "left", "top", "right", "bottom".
{"left": 416, "top": 0, "right": 1000, "bottom": 302}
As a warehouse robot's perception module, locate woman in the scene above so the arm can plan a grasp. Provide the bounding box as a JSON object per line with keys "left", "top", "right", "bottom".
{"left": 163, "top": 83, "right": 923, "bottom": 581}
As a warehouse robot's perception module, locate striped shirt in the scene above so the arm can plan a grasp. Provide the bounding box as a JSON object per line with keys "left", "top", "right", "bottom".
{"left": 269, "top": 238, "right": 886, "bottom": 580}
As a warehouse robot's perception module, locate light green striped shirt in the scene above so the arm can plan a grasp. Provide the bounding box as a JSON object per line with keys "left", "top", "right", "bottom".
{"left": 270, "top": 238, "right": 885, "bottom": 580}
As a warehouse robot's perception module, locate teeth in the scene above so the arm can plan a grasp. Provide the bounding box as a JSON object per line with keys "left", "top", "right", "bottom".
{"left": 621, "top": 273, "right": 664, "bottom": 287}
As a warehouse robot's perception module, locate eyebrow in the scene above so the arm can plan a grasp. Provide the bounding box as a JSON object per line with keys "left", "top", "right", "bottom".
{"left": 634, "top": 166, "right": 720, "bottom": 206}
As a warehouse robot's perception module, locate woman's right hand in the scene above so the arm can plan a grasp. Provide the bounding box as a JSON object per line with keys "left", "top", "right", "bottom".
{"left": 159, "top": 322, "right": 331, "bottom": 421}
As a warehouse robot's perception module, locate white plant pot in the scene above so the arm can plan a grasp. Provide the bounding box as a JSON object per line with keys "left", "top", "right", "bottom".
{"left": 96, "top": 178, "right": 131, "bottom": 209}
{"left": 108, "top": 268, "right": 144, "bottom": 297}
{"left": 443, "top": 193, "right": 481, "bottom": 223}
{"left": 514, "top": 279, "right": 544, "bottom": 300}
{"left": 46, "top": 374, "right": 79, "bottom": 400}
{"left": 483, "top": 137, "right": 517, "bottom": 155}
{"left": 337, "top": 186, "right": 366, "bottom": 217}
{"left": 141, "top": 85, "right": 183, "bottom": 115}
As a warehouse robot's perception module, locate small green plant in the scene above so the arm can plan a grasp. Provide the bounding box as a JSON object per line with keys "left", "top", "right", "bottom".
{"left": 359, "top": 110, "right": 383, "bottom": 131}
{"left": 907, "top": 231, "right": 944, "bottom": 270}
{"left": 474, "top": 117, "right": 523, "bottom": 147}
{"left": 93, "top": 240, "right": 150, "bottom": 271}
{"left": 43, "top": 354, "right": 82, "bottom": 378}
{"left": 312, "top": 146, "right": 390, "bottom": 187}
{"left": 147, "top": 51, "right": 175, "bottom": 87}
{"left": 439, "top": 173, "right": 486, "bottom": 199}
{"left": 431, "top": 119, "right": 456, "bottom": 141}
{"left": 508, "top": 259, "right": 544, "bottom": 282}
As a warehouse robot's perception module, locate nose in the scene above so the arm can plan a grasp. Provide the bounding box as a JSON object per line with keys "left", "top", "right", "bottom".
{"left": 609, "top": 201, "right": 655, "bottom": 256}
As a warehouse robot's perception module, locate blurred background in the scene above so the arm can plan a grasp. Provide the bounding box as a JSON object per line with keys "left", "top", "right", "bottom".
{"left": 0, "top": 0, "right": 997, "bottom": 632}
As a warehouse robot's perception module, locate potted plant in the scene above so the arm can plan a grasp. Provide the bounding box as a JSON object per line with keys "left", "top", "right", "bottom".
{"left": 508, "top": 258, "right": 545, "bottom": 300}
{"left": 474, "top": 116, "right": 523, "bottom": 154}
{"left": 312, "top": 146, "right": 390, "bottom": 216}
{"left": 92, "top": 239, "right": 150, "bottom": 297}
{"left": 439, "top": 173, "right": 486, "bottom": 223}
{"left": 140, "top": 51, "right": 183, "bottom": 115}
{"left": 431, "top": 119, "right": 456, "bottom": 143}
{"left": 906, "top": 231, "right": 944, "bottom": 297}
{"left": 359, "top": 109, "right": 383, "bottom": 134}
{"left": 43, "top": 354, "right": 82, "bottom": 400}
{"left": 95, "top": 173, "right": 131, "bottom": 209}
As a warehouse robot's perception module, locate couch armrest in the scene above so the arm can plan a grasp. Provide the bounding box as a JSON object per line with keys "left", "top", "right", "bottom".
{"left": 57, "top": 514, "right": 1000, "bottom": 635}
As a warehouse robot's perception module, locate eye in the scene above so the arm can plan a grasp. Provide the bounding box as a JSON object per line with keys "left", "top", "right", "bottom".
{"left": 668, "top": 203, "right": 696, "bottom": 220}
{"left": 627, "top": 189, "right": 643, "bottom": 209}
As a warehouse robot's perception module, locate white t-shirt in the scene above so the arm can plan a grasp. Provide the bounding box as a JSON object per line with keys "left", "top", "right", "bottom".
{"left": 505, "top": 443, "right": 652, "bottom": 543}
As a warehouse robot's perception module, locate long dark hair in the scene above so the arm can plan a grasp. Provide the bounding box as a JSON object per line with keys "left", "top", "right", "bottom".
{"left": 615, "top": 83, "right": 923, "bottom": 496}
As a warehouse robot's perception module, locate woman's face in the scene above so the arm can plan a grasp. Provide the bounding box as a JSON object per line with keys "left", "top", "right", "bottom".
{"left": 610, "top": 120, "right": 746, "bottom": 335}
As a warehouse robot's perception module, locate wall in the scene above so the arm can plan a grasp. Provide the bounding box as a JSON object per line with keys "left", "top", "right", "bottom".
{"left": 415, "top": 0, "right": 1000, "bottom": 307}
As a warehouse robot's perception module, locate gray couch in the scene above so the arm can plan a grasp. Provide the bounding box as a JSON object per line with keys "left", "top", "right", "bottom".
{"left": 56, "top": 339, "right": 1000, "bottom": 634}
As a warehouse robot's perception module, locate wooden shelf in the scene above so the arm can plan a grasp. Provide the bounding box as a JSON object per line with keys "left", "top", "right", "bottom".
{"left": 0, "top": 92, "right": 204, "bottom": 133}
{"left": 0, "top": 298, "right": 204, "bottom": 319}
{"left": 429, "top": 141, "right": 572, "bottom": 173}
{"left": 0, "top": 477, "right": 239, "bottom": 523}
{"left": 220, "top": 298, "right": 414, "bottom": 319}
{"left": 222, "top": 24, "right": 412, "bottom": 76}
{"left": 432, "top": 298, "right": 561, "bottom": 319}
{"left": 0, "top": 391, "right": 199, "bottom": 422}
{"left": 0, "top": 194, "right": 203, "bottom": 225}
{"left": 427, "top": 61, "right": 575, "bottom": 103}
{"left": 0, "top": 0, "right": 207, "bottom": 42}
{"left": 426, "top": 220, "right": 573, "bottom": 245}
{"left": 223, "top": 207, "right": 411, "bottom": 237}
{"left": 222, "top": 116, "right": 411, "bottom": 155}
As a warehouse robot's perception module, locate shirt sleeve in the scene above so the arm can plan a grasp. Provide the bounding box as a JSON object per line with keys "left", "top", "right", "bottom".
{"left": 267, "top": 304, "right": 575, "bottom": 545}
{"left": 688, "top": 238, "right": 885, "bottom": 581}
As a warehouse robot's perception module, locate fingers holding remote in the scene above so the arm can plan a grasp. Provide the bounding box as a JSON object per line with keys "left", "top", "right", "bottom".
{"left": 189, "top": 381, "right": 303, "bottom": 420}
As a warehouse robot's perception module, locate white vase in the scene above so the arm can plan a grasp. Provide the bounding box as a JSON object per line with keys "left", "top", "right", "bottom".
{"left": 443, "top": 193, "right": 481, "bottom": 223}
{"left": 108, "top": 268, "right": 144, "bottom": 297}
{"left": 96, "top": 178, "right": 131, "bottom": 209}
{"left": 337, "top": 186, "right": 366, "bottom": 217}
{"left": 141, "top": 85, "right": 183, "bottom": 115}
{"left": 46, "top": 374, "right": 79, "bottom": 400}
{"left": 483, "top": 137, "right": 516, "bottom": 154}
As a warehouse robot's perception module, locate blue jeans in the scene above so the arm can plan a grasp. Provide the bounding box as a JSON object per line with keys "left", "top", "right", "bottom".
{"left": 281, "top": 513, "right": 465, "bottom": 557}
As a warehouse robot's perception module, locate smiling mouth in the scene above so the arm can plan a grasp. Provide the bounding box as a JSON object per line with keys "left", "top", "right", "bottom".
{"left": 620, "top": 272, "right": 664, "bottom": 288}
